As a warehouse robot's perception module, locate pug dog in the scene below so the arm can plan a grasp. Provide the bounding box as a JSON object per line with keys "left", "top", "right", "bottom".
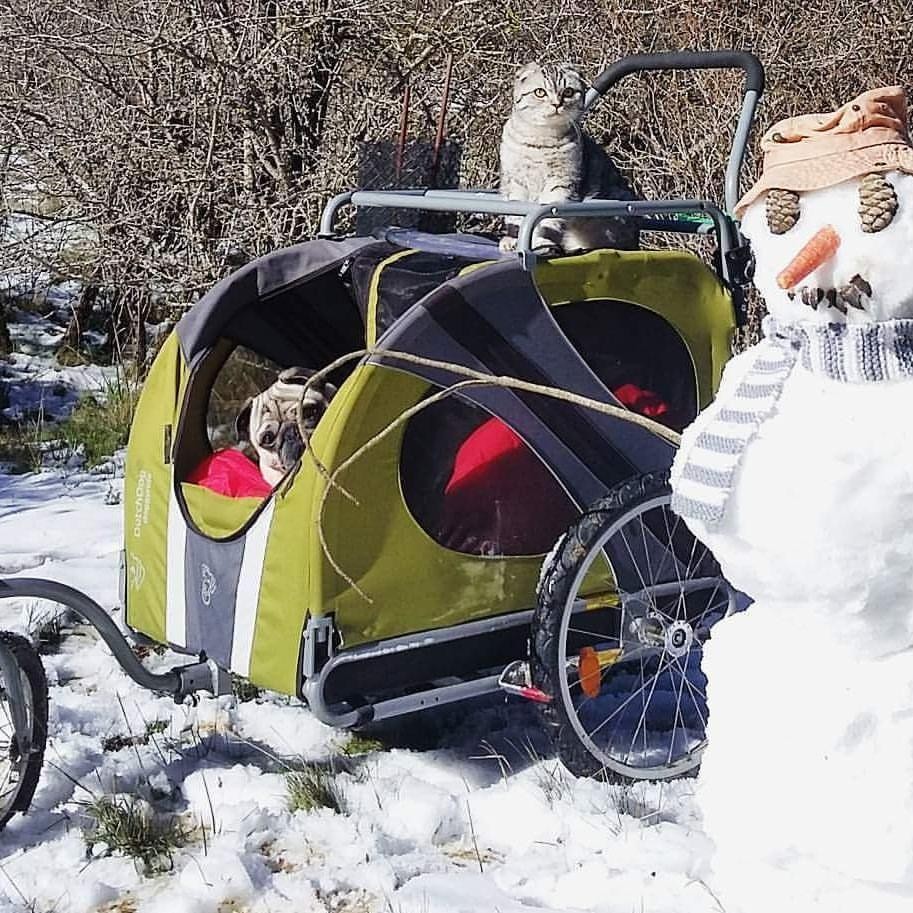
{"left": 235, "top": 367, "right": 337, "bottom": 486}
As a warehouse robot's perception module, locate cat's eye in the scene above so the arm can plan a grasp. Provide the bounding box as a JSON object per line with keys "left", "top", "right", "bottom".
{"left": 534, "top": 88, "right": 546, "bottom": 98}
{"left": 561, "top": 88, "right": 578, "bottom": 99}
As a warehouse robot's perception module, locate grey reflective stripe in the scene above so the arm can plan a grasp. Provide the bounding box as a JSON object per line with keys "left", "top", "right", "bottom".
{"left": 184, "top": 529, "right": 246, "bottom": 669}
{"left": 166, "top": 485, "right": 188, "bottom": 647}
{"left": 680, "top": 462, "right": 735, "bottom": 489}
{"left": 163, "top": 486, "right": 275, "bottom": 673}
{"left": 669, "top": 492, "right": 723, "bottom": 524}
{"left": 231, "top": 500, "right": 275, "bottom": 677}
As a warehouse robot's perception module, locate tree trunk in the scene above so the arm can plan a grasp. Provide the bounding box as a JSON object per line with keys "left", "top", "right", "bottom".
{"left": 57, "top": 283, "right": 98, "bottom": 360}
{"left": 0, "top": 301, "right": 10, "bottom": 355}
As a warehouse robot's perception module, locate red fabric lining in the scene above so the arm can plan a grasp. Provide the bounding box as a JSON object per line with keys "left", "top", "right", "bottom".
{"left": 612, "top": 383, "right": 670, "bottom": 419}
{"left": 445, "top": 383, "right": 670, "bottom": 497}
{"left": 438, "top": 383, "right": 670, "bottom": 554}
{"left": 187, "top": 449, "right": 273, "bottom": 499}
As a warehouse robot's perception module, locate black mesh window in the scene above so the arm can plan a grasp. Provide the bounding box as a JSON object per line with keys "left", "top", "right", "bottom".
{"left": 552, "top": 299, "right": 698, "bottom": 432}
{"left": 399, "top": 299, "right": 697, "bottom": 557}
{"left": 400, "top": 396, "right": 578, "bottom": 557}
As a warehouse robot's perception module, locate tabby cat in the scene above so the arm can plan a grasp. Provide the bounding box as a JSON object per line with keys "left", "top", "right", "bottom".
{"left": 499, "top": 62, "right": 639, "bottom": 254}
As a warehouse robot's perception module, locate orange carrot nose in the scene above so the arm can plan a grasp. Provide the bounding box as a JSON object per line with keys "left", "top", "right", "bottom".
{"left": 776, "top": 225, "right": 841, "bottom": 290}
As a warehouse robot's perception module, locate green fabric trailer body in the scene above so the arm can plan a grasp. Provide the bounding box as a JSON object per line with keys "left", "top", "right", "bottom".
{"left": 123, "top": 235, "right": 736, "bottom": 698}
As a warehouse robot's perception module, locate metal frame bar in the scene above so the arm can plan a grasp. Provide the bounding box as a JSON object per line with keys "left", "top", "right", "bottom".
{"left": 0, "top": 639, "right": 32, "bottom": 761}
{"left": 583, "top": 51, "right": 764, "bottom": 215}
{"left": 725, "top": 89, "right": 761, "bottom": 214}
{"left": 302, "top": 608, "right": 534, "bottom": 728}
{"left": 620, "top": 575, "right": 739, "bottom": 613}
{"left": 319, "top": 190, "right": 735, "bottom": 275}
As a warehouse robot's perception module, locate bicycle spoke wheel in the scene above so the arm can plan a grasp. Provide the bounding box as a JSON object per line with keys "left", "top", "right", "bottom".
{"left": 532, "top": 472, "right": 736, "bottom": 781}
{"left": 0, "top": 632, "right": 47, "bottom": 829}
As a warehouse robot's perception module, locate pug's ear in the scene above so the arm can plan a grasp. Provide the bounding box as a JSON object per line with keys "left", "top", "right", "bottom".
{"left": 278, "top": 366, "right": 315, "bottom": 384}
{"left": 234, "top": 398, "right": 253, "bottom": 443}
{"left": 323, "top": 381, "right": 338, "bottom": 400}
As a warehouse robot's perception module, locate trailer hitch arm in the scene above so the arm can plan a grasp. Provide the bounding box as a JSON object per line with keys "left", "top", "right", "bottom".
{"left": 0, "top": 578, "right": 229, "bottom": 701}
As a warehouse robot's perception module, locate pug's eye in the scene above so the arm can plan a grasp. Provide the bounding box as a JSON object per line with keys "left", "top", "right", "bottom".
{"left": 534, "top": 88, "right": 546, "bottom": 98}
{"left": 258, "top": 421, "right": 279, "bottom": 449}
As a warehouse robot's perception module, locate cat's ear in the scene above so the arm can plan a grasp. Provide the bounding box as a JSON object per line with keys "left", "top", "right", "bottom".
{"left": 560, "top": 64, "right": 587, "bottom": 89}
{"left": 514, "top": 62, "right": 541, "bottom": 101}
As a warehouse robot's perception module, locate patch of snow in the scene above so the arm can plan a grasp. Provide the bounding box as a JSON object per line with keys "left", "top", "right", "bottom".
{"left": 1, "top": 353, "right": 118, "bottom": 424}
{"left": 0, "top": 460, "right": 728, "bottom": 913}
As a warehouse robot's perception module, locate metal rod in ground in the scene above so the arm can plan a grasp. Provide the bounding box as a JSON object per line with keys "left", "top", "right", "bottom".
{"left": 395, "top": 83, "right": 411, "bottom": 183}
{"left": 430, "top": 54, "right": 453, "bottom": 188}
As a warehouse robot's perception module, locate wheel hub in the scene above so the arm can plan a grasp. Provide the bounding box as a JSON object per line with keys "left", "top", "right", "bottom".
{"left": 629, "top": 613, "right": 694, "bottom": 658}
{"left": 665, "top": 620, "right": 694, "bottom": 658}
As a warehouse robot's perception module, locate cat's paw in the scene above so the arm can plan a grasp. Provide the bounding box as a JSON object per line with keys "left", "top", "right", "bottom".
{"left": 498, "top": 236, "right": 518, "bottom": 253}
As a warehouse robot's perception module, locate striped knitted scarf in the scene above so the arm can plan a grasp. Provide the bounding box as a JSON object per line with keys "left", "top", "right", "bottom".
{"left": 671, "top": 316, "right": 913, "bottom": 528}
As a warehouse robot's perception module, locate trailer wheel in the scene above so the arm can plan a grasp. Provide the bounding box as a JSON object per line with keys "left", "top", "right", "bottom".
{"left": 0, "top": 632, "right": 48, "bottom": 829}
{"left": 532, "top": 472, "right": 736, "bottom": 782}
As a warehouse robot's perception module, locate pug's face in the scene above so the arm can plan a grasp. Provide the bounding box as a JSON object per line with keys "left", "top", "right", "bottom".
{"left": 236, "top": 367, "right": 337, "bottom": 486}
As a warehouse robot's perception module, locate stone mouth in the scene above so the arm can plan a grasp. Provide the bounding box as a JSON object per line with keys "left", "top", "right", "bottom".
{"left": 787, "top": 274, "right": 872, "bottom": 315}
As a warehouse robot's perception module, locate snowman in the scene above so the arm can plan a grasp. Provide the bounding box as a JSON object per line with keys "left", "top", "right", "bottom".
{"left": 670, "top": 86, "right": 913, "bottom": 912}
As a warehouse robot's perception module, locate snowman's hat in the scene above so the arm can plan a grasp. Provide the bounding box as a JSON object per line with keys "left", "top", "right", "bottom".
{"left": 735, "top": 86, "right": 913, "bottom": 218}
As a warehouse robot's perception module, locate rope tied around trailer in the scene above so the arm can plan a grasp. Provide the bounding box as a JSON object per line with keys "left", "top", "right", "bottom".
{"left": 290, "top": 347, "right": 682, "bottom": 603}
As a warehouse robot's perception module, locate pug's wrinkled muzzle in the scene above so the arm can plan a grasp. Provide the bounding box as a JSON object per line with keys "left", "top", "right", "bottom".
{"left": 276, "top": 421, "right": 305, "bottom": 470}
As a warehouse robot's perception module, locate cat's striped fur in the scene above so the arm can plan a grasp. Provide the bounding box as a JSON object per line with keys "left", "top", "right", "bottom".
{"left": 499, "top": 62, "right": 639, "bottom": 253}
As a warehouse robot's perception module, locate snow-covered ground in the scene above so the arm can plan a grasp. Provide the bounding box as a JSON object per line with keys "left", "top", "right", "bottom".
{"left": 0, "top": 288, "right": 731, "bottom": 913}
{"left": 2, "top": 288, "right": 890, "bottom": 913}
{"left": 0, "top": 304, "right": 721, "bottom": 913}
{"left": 1, "top": 291, "right": 115, "bottom": 431}
{"left": 0, "top": 463, "right": 724, "bottom": 913}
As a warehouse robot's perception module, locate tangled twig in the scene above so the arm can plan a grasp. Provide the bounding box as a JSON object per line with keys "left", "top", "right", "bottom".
{"left": 306, "top": 346, "right": 681, "bottom": 602}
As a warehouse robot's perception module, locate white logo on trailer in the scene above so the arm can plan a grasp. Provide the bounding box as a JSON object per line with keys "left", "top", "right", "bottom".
{"left": 128, "top": 555, "right": 146, "bottom": 590}
{"left": 200, "top": 564, "right": 217, "bottom": 606}
{"left": 132, "top": 469, "right": 152, "bottom": 538}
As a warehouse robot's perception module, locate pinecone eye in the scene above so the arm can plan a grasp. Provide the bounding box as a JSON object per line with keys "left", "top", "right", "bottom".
{"left": 765, "top": 189, "right": 801, "bottom": 234}
{"left": 858, "top": 173, "right": 898, "bottom": 232}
